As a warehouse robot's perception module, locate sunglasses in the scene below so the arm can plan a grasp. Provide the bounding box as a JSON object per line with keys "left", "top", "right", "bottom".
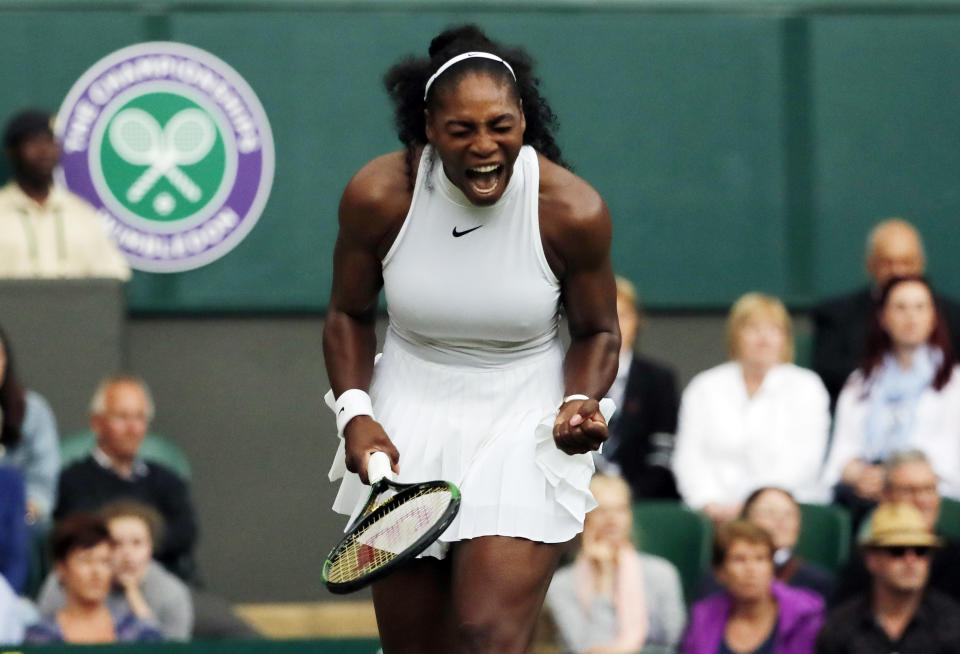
{"left": 877, "top": 545, "right": 933, "bottom": 558}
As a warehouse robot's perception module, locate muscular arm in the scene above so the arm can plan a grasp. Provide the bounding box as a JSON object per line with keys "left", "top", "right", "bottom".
{"left": 322, "top": 152, "right": 412, "bottom": 479}
{"left": 540, "top": 159, "right": 620, "bottom": 454}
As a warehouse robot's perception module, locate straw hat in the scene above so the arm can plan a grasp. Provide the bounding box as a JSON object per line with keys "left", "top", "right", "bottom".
{"left": 859, "top": 502, "right": 942, "bottom": 548}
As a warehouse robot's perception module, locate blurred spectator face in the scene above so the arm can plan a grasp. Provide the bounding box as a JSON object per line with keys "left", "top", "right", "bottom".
{"left": 616, "top": 292, "right": 639, "bottom": 354}
{"left": 108, "top": 516, "right": 153, "bottom": 581}
{"left": 885, "top": 461, "right": 940, "bottom": 530}
{"left": 880, "top": 281, "right": 936, "bottom": 350}
{"left": 865, "top": 545, "right": 931, "bottom": 593}
{"left": 56, "top": 541, "right": 113, "bottom": 606}
{"left": 13, "top": 131, "right": 59, "bottom": 182}
{"left": 735, "top": 317, "right": 787, "bottom": 371}
{"left": 585, "top": 476, "right": 633, "bottom": 549}
{"left": 867, "top": 222, "right": 925, "bottom": 287}
{"left": 745, "top": 489, "right": 801, "bottom": 551}
{"left": 716, "top": 538, "right": 775, "bottom": 603}
{"left": 92, "top": 381, "right": 150, "bottom": 464}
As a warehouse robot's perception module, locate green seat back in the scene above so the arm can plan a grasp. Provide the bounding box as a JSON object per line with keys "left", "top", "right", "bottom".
{"left": 60, "top": 430, "right": 191, "bottom": 479}
{"left": 633, "top": 501, "right": 713, "bottom": 604}
{"left": 795, "top": 503, "right": 851, "bottom": 574}
{"left": 936, "top": 497, "right": 960, "bottom": 541}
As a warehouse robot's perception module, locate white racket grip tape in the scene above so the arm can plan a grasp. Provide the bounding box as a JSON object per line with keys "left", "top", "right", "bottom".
{"left": 367, "top": 451, "right": 393, "bottom": 484}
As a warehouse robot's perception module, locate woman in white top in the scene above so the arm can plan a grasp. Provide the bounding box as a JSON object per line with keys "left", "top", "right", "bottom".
{"left": 323, "top": 25, "right": 619, "bottom": 653}
{"left": 673, "top": 293, "right": 830, "bottom": 522}
{"left": 822, "top": 275, "right": 960, "bottom": 502}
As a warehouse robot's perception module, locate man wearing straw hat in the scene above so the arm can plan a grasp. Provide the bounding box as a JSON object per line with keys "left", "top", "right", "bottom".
{"left": 816, "top": 502, "right": 960, "bottom": 653}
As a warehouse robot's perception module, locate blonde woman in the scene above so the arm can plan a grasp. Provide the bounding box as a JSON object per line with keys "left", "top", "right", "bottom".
{"left": 673, "top": 294, "right": 830, "bottom": 523}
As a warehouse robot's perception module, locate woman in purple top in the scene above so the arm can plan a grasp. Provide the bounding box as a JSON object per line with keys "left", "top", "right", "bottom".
{"left": 683, "top": 520, "right": 823, "bottom": 654}
{"left": 24, "top": 514, "right": 161, "bottom": 644}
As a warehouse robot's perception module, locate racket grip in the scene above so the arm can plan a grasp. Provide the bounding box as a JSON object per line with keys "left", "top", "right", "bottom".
{"left": 367, "top": 451, "right": 393, "bottom": 484}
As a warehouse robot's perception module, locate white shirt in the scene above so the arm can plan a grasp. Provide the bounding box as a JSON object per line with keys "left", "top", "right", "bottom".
{"left": 673, "top": 361, "right": 830, "bottom": 508}
{"left": 0, "top": 575, "right": 24, "bottom": 645}
{"left": 821, "top": 366, "right": 960, "bottom": 499}
{"left": 0, "top": 181, "right": 130, "bottom": 279}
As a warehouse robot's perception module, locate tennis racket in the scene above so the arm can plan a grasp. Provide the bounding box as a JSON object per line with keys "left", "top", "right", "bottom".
{"left": 322, "top": 451, "right": 461, "bottom": 594}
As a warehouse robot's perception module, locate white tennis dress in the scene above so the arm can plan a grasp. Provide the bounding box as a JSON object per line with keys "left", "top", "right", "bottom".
{"left": 328, "top": 145, "right": 597, "bottom": 554}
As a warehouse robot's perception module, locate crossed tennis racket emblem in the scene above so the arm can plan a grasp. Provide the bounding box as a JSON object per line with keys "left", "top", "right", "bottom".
{"left": 108, "top": 108, "right": 217, "bottom": 205}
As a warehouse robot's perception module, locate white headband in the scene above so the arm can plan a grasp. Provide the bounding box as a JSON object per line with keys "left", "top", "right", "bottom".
{"left": 423, "top": 51, "right": 517, "bottom": 101}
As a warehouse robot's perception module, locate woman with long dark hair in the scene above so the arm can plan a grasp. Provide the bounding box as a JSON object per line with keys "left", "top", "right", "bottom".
{"left": 822, "top": 275, "right": 960, "bottom": 503}
{"left": 0, "top": 325, "right": 59, "bottom": 524}
{"left": 323, "top": 25, "right": 619, "bottom": 652}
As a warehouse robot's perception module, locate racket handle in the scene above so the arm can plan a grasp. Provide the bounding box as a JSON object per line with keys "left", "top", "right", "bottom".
{"left": 367, "top": 451, "right": 393, "bottom": 484}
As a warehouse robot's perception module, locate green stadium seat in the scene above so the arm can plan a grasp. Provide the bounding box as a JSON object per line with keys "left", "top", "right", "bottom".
{"left": 794, "top": 503, "right": 851, "bottom": 574}
{"left": 936, "top": 497, "right": 960, "bottom": 541}
{"left": 633, "top": 501, "right": 713, "bottom": 604}
{"left": 59, "top": 430, "right": 192, "bottom": 480}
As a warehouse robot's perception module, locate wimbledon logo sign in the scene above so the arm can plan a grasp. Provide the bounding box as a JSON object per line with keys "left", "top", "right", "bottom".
{"left": 56, "top": 42, "right": 275, "bottom": 272}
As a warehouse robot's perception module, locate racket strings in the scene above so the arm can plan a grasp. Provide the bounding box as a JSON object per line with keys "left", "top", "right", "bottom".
{"left": 325, "top": 486, "right": 454, "bottom": 584}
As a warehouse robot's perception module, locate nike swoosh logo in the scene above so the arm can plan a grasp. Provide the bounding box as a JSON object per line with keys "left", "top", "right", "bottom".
{"left": 338, "top": 407, "right": 345, "bottom": 414}
{"left": 452, "top": 225, "right": 482, "bottom": 237}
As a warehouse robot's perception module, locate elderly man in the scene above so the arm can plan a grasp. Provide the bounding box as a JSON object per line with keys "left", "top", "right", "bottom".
{"left": 54, "top": 375, "right": 197, "bottom": 581}
{"left": 0, "top": 108, "right": 129, "bottom": 279}
{"left": 599, "top": 276, "right": 680, "bottom": 499}
{"left": 811, "top": 219, "right": 960, "bottom": 407}
{"left": 817, "top": 502, "right": 960, "bottom": 653}
{"left": 834, "top": 450, "right": 960, "bottom": 604}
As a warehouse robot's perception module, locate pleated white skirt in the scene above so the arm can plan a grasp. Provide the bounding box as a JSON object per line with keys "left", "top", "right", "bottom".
{"left": 330, "top": 329, "right": 597, "bottom": 556}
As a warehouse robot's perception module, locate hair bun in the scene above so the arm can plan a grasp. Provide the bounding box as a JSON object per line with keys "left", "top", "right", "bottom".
{"left": 428, "top": 24, "right": 491, "bottom": 58}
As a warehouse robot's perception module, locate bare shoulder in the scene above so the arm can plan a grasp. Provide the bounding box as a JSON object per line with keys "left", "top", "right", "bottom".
{"left": 339, "top": 150, "right": 416, "bottom": 250}
{"left": 537, "top": 154, "right": 611, "bottom": 275}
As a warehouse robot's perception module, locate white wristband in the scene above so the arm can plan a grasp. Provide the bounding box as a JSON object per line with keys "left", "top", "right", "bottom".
{"left": 562, "top": 394, "right": 591, "bottom": 405}
{"left": 335, "top": 389, "right": 374, "bottom": 435}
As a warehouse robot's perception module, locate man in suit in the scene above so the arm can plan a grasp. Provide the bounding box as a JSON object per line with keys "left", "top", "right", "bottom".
{"left": 600, "top": 276, "right": 680, "bottom": 499}
{"left": 811, "top": 218, "right": 960, "bottom": 407}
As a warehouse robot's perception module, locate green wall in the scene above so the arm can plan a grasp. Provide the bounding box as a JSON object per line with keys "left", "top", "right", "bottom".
{"left": 1, "top": 0, "right": 958, "bottom": 311}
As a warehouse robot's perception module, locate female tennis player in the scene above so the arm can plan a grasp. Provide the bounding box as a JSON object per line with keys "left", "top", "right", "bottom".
{"left": 323, "top": 25, "right": 619, "bottom": 653}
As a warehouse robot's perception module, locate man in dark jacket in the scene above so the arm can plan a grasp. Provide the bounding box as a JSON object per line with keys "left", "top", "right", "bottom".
{"left": 817, "top": 502, "right": 960, "bottom": 654}
{"left": 600, "top": 276, "right": 680, "bottom": 499}
{"left": 54, "top": 375, "right": 198, "bottom": 582}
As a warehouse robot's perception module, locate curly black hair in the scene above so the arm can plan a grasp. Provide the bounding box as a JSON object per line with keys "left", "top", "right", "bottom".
{"left": 383, "top": 25, "right": 568, "bottom": 187}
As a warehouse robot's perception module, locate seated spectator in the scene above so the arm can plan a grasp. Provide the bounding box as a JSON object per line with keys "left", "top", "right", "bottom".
{"left": 834, "top": 450, "right": 960, "bottom": 604}
{"left": 599, "top": 276, "right": 681, "bottom": 500}
{"left": 24, "top": 514, "right": 161, "bottom": 644}
{"left": 54, "top": 375, "right": 198, "bottom": 582}
{"left": 0, "top": 325, "right": 60, "bottom": 526}
{"left": 546, "top": 474, "right": 686, "bottom": 653}
{"left": 0, "top": 572, "right": 24, "bottom": 645}
{"left": 37, "top": 501, "right": 193, "bottom": 640}
{"left": 0, "top": 109, "right": 129, "bottom": 279}
{"left": 821, "top": 276, "right": 960, "bottom": 511}
{"left": 673, "top": 293, "right": 830, "bottom": 522}
{"left": 683, "top": 520, "right": 824, "bottom": 654}
{"left": 0, "top": 466, "right": 28, "bottom": 594}
{"left": 697, "top": 488, "right": 834, "bottom": 603}
{"left": 816, "top": 502, "right": 960, "bottom": 653}
{"left": 812, "top": 219, "right": 960, "bottom": 409}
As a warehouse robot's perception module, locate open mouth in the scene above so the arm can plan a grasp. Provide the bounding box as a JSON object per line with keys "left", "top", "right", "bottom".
{"left": 464, "top": 163, "right": 505, "bottom": 196}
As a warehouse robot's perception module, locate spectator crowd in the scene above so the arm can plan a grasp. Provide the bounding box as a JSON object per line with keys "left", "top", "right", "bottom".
{"left": 0, "top": 103, "right": 959, "bottom": 654}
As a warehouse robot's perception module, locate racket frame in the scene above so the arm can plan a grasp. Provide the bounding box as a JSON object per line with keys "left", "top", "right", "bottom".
{"left": 322, "top": 476, "right": 461, "bottom": 594}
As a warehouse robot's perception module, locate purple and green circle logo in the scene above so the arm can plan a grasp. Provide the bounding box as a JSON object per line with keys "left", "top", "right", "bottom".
{"left": 55, "top": 42, "right": 274, "bottom": 272}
